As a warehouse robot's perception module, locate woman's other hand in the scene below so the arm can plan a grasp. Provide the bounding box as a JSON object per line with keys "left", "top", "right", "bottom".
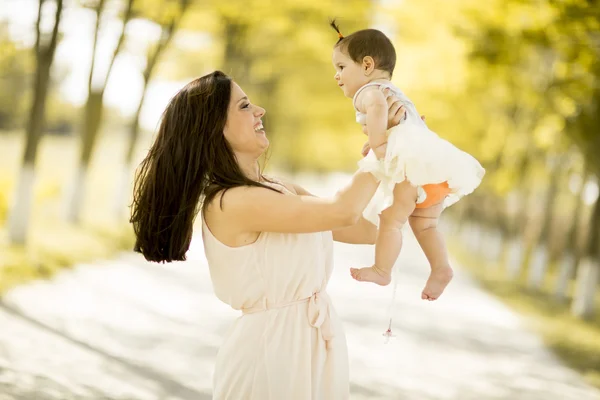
{"left": 361, "top": 141, "right": 371, "bottom": 157}
{"left": 361, "top": 89, "right": 406, "bottom": 137}
{"left": 384, "top": 88, "right": 406, "bottom": 129}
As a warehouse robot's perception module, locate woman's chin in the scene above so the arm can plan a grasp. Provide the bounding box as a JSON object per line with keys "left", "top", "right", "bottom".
{"left": 256, "top": 131, "right": 269, "bottom": 147}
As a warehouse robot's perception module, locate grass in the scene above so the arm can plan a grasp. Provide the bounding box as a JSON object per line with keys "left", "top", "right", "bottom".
{"left": 449, "top": 234, "right": 600, "bottom": 389}
{"left": 0, "top": 220, "right": 134, "bottom": 294}
{"left": 0, "top": 131, "right": 145, "bottom": 295}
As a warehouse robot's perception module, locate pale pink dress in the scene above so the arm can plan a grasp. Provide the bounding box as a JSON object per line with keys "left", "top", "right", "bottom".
{"left": 202, "top": 185, "right": 349, "bottom": 399}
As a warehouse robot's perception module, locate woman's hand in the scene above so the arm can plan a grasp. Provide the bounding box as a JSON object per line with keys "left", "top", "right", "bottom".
{"left": 361, "top": 141, "right": 371, "bottom": 157}
{"left": 360, "top": 89, "right": 404, "bottom": 157}
{"left": 361, "top": 89, "right": 405, "bottom": 137}
{"left": 359, "top": 89, "right": 426, "bottom": 157}
{"left": 384, "top": 88, "right": 406, "bottom": 130}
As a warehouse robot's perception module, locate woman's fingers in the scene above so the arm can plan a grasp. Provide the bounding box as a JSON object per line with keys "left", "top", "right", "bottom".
{"left": 384, "top": 89, "right": 402, "bottom": 113}
{"left": 382, "top": 88, "right": 407, "bottom": 128}
{"left": 361, "top": 141, "right": 371, "bottom": 157}
{"left": 382, "top": 90, "right": 406, "bottom": 128}
{"left": 388, "top": 104, "right": 406, "bottom": 129}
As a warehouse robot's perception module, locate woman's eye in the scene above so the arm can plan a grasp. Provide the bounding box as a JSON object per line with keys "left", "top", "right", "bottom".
{"left": 242, "top": 103, "right": 250, "bottom": 109}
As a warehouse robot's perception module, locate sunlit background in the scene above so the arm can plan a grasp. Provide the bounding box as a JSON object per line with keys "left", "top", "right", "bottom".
{"left": 1, "top": 0, "right": 600, "bottom": 398}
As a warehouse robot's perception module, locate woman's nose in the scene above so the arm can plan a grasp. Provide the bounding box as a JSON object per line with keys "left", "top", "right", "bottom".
{"left": 255, "top": 105, "right": 266, "bottom": 117}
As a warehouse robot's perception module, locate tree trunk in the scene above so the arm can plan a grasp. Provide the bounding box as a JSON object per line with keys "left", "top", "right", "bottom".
{"left": 507, "top": 237, "right": 525, "bottom": 279}
{"left": 527, "top": 161, "right": 560, "bottom": 289}
{"left": 114, "top": 73, "right": 149, "bottom": 219}
{"left": 116, "top": 0, "right": 190, "bottom": 219}
{"left": 66, "top": 0, "right": 134, "bottom": 223}
{"left": 555, "top": 168, "right": 588, "bottom": 301}
{"left": 222, "top": 18, "right": 251, "bottom": 85}
{"left": 506, "top": 182, "right": 531, "bottom": 279}
{"left": 65, "top": 90, "right": 103, "bottom": 222}
{"left": 8, "top": 0, "right": 63, "bottom": 244}
{"left": 572, "top": 184, "right": 600, "bottom": 319}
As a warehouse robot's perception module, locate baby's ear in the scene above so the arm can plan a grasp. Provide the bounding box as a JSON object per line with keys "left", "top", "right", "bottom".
{"left": 362, "top": 56, "right": 375, "bottom": 75}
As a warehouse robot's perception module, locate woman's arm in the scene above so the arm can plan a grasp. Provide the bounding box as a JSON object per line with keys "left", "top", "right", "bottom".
{"left": 206, "top": 91, "right": 408, "bottom": 241}
{"left": 277, "top": 178, "right": 377, "bottom": 245}
{"left": 332, "top": 217, "right": 377, "bottom": 244}
{"left": 212, "top": 171, "right": 380, "bottom": 235}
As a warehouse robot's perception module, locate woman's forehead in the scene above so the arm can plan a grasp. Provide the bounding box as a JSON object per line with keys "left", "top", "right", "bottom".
{"left": 230, "top": 82, "right": 247, "bottom": 103}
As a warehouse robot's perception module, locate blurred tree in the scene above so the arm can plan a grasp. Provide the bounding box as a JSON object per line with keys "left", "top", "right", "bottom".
{"left": 8, "top": 0, "right": 64, "bottom": 244}
{"left": 462, "top": 0, "right": 600, "bottom": 315}
{"left": 555, "top": 162, "right": 589, "bottom": 301}
{"left": 573, "top": 186, "right": 600, "bottom": 319}
{"left": 121, "top": 0, "right": 373, "bottom": 172}
{"left": 0, "top": 23, "right": 33, "bottom": 130}
{"left": 114, "top": 0, "right": 190, "bottom": 218}
{"left": 65, "top": 0, "right": 135, "bottom": 223}
{"left": 208, "top": 1, "right": 373, "bottom": 171}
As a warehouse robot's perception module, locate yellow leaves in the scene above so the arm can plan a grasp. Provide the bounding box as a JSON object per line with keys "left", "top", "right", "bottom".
{"left": 533, "top": 114, "right": 565, "bottom": 149}
{"left": 271, "top": 127, "right": 364, "bottom": 172}
{"left": 554, "top": 61, "right": 569, "bottom": 80}
{"left": 128, "top": 0, "right": 596, "bottom": 178}
{"left": 296, "top": 26, "right": 329, "bottom": 55}
{"left": 490, "top": 168, "right": 518, "bottom": 195}
{"left": 554, "top": 95, "right": 577, "bottom": 118}
{"left": 133, "top": 0, "right": 185, "bottom": 25}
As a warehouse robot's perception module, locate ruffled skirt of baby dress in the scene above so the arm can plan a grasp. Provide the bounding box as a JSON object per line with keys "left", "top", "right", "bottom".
{"left": 359, "top": 121, "right": 485, "bottom": 226}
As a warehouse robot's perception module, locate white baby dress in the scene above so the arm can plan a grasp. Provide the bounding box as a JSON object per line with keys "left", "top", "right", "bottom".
{"left": 356, "top": 81, "right": 486, "bottom": 226}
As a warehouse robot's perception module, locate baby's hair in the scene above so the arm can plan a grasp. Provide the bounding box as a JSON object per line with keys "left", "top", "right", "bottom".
{"left": 329, "top": 18, "right": 344, "bottom": 43}
{"left": 329, "top": 19, "right": 396, "bottom": 78}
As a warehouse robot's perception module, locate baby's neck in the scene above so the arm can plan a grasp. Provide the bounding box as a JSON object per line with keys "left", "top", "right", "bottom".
{"left": 366, "top": 73, "right": 391, "bottom": 85}
{"left": 370, "top": 78, "right": 390, "bottom": 83}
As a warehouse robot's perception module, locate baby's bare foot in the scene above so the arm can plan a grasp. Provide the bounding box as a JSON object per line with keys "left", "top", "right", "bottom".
{"left": 421, "top": 266, "right": 453, "bottom": 301}
{"left": 350, "top": 266, "right": 392, "bottom": 286}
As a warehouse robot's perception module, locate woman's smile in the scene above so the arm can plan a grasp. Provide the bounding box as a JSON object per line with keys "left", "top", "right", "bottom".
{"left": 254, "top": 121, "right": 265, "bottom": 134}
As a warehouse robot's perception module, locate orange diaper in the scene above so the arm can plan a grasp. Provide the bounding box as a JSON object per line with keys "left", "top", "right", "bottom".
{"left": 415, "top": 181, "right": 451, "bottom": 209}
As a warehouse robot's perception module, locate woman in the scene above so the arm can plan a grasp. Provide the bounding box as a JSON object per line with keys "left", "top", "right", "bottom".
{"left": 130, "top": 71, "right": 405, "bottom": 399}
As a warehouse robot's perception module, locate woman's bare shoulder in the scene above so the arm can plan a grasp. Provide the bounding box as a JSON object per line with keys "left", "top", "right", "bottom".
{"left": 265, "top": 175, "right": 316, "bottom": 197}
{"left": 263, "top": 175, "right": 299, "bottom": 195}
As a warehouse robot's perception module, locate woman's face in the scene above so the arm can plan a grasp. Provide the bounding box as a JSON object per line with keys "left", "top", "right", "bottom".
{"left": 223, "top": 82, "right": 268, "bottom": 157}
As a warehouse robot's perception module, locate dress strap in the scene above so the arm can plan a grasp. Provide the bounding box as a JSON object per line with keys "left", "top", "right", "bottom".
{"left": 352, "top": 82, "right": 395, "bottom": 110}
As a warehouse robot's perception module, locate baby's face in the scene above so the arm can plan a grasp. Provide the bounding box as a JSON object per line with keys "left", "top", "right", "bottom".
{"left": 332, "top": 47, "right": 369, "bottom": 99}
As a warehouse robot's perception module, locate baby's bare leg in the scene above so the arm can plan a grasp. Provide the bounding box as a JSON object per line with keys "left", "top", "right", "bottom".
{"left": 351, "top": 181, "right": 417, "bottom": 286}
{"left": 409, "top": 203, "right": 453, "bottom": 301}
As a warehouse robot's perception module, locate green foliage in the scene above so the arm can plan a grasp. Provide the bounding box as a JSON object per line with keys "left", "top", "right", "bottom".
{"left": 0, "top": 23, "right": 33, "bottom": 130}
{"left": 0, "top": 177, "right": 11, "bottom": 223}
{"left": 463, "top": 0, "right": 600, "bottom": 177}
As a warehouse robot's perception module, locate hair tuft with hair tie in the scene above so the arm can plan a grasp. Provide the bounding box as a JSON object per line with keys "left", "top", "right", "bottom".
{"left": 329, "top": 18, "right": 344, "bottom": 42}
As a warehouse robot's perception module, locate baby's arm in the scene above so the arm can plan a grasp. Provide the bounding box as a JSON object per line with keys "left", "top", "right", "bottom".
{"left": 356, "top": 88, "right": 388, "bottom": 159}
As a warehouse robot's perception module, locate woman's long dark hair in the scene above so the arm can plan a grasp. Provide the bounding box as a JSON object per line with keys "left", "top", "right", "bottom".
{"left": 130, "top": 71, "right": 278, "bottom": 263}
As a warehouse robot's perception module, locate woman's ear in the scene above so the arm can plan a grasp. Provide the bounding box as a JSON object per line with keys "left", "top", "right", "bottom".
{"left": 362, "top": 56, "right": 375, "bottom": 76}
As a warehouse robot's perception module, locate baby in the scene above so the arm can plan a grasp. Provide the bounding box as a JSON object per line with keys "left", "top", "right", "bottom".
{"left": 331, "top": 21, "right": 485, "bottom": 300}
